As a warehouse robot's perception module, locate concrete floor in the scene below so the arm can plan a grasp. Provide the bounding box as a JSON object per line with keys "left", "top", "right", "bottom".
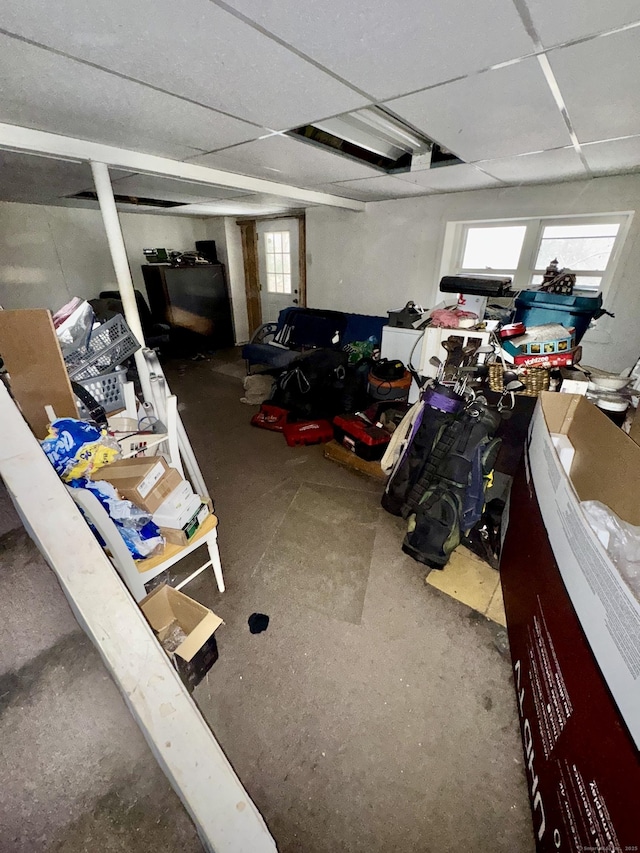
{"left": 168, "top": 352, "right": 536, "bottom": 853}
{"left": 1, "top": 349, "right": 535, "bottom": 852}
{"left": 0, "top": 486, "right": 203, "bottom": 852}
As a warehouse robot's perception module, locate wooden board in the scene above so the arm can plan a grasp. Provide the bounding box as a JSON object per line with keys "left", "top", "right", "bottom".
{"left": 238, "top": 220, "right": 262, "bottom": 336}
{"left": 323, "top": 440, "right": 388, "bottom": 482}
{"left": 0, "top": 309, "right": 77, "bottom": 438}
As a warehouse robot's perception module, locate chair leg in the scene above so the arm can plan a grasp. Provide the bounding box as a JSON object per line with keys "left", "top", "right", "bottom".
{"left": 207, "top": 533, "right": 225, "bottom": 593}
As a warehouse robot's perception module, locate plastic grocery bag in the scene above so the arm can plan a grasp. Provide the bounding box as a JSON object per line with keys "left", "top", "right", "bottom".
{"left": 581, "top": 500, "right": 640, "bottom": 600}
{"left": 53, "top": 298, "right": 95, "bottom": 357}
{"left": 41, "top": 418, "right": 120, "bottom": 482}
{"left": 75, "top": 479, "right": 164, "bottom": 560}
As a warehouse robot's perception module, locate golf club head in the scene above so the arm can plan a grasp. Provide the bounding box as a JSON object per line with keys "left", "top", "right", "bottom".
{"left": 503, "top": 370, "right": 518, "bottom": 385}
{"left": 505, "top": 380, "right": 526, "bottom": 392}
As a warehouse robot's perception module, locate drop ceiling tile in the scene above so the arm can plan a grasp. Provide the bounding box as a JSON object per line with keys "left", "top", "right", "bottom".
{"left": 386, "top": 58, "right": 572, "bottom": 162}
{"left": 582, "top": 135, "right": 640, "bottom": 174}
{"left": 319, "top": 176, "right": 431, "bottom": 201}
{"left": 393, "top": 164, "right": 503, "bottom": 191}
{"left": 477, "top": 147, "right": 587, "bottom": 183}
{"left": 0, "top": 151, "right": 131, "bottom": 205}
{"left": 525, "top": 0, "right": 640, "bottom": 47}
{"left": 548, "top": 29, "right": 640, "bottom": 143}
{"left": 191, "top": 135, "right": 382, "bottom": 186}
{"left": 1, "top": 0, "right": 367, "bottom": 129}
{"left": 110, "top": 174, "right": 249, "bottom": 202}
{"left": 0, "top": 35, "right": 262, "bottom": 158}
{"left": 222, "top": 0, "right": 535, "bottom": 99}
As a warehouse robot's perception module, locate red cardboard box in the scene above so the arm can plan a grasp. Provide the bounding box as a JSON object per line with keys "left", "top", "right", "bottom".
{"left": 501, "top": 393, "right": 640, "bottom": 850}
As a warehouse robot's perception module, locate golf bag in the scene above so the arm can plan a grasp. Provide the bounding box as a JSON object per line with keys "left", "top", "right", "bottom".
{"left": 382, "top": 398, "right": 502, "bottom": 568}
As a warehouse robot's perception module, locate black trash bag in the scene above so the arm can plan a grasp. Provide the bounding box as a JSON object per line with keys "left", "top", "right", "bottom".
{"left": 268, "top": 348, "right": 349, "bottom": 420}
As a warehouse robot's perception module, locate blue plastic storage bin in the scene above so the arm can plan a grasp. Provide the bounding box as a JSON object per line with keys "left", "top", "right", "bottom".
{"left": 513, "top": 290, "right": 603, "bottom": 343}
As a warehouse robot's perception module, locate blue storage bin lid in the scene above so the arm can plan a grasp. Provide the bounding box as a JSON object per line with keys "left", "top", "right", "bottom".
{"left": 515, "top": 290, "right": 602, "bottom": 312}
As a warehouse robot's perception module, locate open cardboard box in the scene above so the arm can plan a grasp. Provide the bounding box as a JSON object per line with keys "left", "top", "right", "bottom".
{"left": 140, "top": 584, "right": 223, "bottom": 690}
{"left": 527, "top": 392, "right": 640, "bottom": 747}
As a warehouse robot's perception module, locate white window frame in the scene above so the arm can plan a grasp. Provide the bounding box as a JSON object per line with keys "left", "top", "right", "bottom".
{"left": 440, "top": 212, "right": 634, "bottom": 294}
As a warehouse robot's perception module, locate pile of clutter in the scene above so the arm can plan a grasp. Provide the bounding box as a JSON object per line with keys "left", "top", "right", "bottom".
{"left": 41, "top": 416, "right": 211, "bottom": 560}
{"left": 249, "top": 348, "right": 413, "bottom": 461}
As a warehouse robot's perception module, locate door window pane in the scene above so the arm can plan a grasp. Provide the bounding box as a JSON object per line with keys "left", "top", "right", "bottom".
{"left": 264, "top": 231, "right": 292, "bottom": 294}
{"left": 461, "top": 225, "right": 527, "bottom": 270}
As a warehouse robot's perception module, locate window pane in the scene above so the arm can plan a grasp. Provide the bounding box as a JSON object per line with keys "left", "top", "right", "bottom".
{"left": 282, "top": 274, "right": 291, "bottom": 293}
{"left": 574, "top": 275, "right": 602, "bottom": 290}
{"left": 283, "top": 254, "right": 291, "bottom": 275}
{"left": 275, "top": 274, "right": 284, "bottom": 292}
{"left": 542, "top": 223, "right": 619, "bottom": 239}
{"left": 273, "top": 232, "right": 282, "bottom": 252}
{"left": 462, "top": 225, "right": 526, "bottom": 270}
{"left": 266, "top": 273, "right": 276, "bottom": 292}
{"left": 529, "top": 273, "right": 601, "bottom": 290}
{"left": 282, "top": 231, "right": 290, "bottom": 252}
{"left": 536, "top": 236, "right": 615, "bottom": 271}
{"left": 265, "top": 233, "right": 274, "bottom": 251}
{"left": 266, "top": 254, "right": 275, "bottom": 273}
{"left": 274, "top": 254, "right": 283, "bottom": 274}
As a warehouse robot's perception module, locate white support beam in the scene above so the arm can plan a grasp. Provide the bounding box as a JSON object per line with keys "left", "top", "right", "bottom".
{"left": 91, "top": 161, "right": 146, "bottom": 347}
{"left": 0, "top": 381, "right": 277, "bottom": 853}
{"left": 0, "top": 123, "right": 366, "bottom": 212}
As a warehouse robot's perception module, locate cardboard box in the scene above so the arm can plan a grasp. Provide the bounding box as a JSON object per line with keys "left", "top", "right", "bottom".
{"left": 501, "top": 392, "right": 640, "bottom": 850}
{"left": 527, "top": 392, "right": 640, "bottom": 742}
{"left": 152, "top": 479, "right": 198, "bottom": 529}
{"left": 96, "top": 456, "right": 182, "bottom": 513}
{"left": 502, "top": 323, "right": 575, "bottom": 357}
{"left": 140, "top": 583, "right": 222, "bottom": 690}
{"left": 160, "top": 502, "right": 210, "bottom": 545}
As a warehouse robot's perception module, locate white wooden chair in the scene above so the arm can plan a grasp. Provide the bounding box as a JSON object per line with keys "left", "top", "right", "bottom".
{"left": 67, "top": 485, "right": 225, "bottom": 602}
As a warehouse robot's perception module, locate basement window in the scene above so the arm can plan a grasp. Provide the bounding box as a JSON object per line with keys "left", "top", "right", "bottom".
{"left": 443, "top": 214, "right": 632, "bottom": 293}
{"left": 264, "top": 231, "right": 292, "bottom": 294}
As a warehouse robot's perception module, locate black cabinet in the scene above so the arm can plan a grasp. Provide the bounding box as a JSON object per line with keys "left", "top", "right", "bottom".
{"left": 142, "top": 264, "right": 235, "bottom": 353}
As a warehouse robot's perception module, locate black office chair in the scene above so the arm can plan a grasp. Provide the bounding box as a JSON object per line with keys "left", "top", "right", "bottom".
{"left": 92, "top": 290, "right": 171, "bottom": 353}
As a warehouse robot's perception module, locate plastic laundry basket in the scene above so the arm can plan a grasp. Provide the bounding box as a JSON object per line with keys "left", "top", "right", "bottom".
{"left": 513, "top": 290, "right": 604, "bottom": 343}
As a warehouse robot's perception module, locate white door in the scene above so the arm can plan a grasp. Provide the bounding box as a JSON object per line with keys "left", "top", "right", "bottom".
{"left": 256, "top": 218, "right": 300, "bottom": 323}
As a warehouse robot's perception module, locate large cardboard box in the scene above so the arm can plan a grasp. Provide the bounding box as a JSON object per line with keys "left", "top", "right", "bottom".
{"left": 501, "top": 392, "right": 640, "bottom": 851}
{"left": 140, "top": 584, "right": 222, "bottom": 690}
{"left": 95, "top": 456, "right": 182, "bottom": 513}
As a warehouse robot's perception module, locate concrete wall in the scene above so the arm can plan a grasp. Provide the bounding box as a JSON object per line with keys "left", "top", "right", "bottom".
{"left": 0, "top": 202, "right": 250, "bottom": 344}
{"left": 0, "top": 201, "right": 209, "bottom": 312}
{"left": 305, "top": 174, "right": 640, "bottom": 371}
{"left": 204, "top": 216, "right": 250, "bottom": 344}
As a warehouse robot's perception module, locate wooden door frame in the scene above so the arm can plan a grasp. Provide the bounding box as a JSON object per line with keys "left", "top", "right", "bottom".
{"left": 236, "top": 212, "right": 306, "bottom": 337}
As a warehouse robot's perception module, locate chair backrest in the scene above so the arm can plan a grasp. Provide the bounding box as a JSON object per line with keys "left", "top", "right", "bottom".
{"left": 99, "top": 290, "right": 155, "bottom": 333}
{"left": 342, "top": 313, "right": 387, "bottom": 345}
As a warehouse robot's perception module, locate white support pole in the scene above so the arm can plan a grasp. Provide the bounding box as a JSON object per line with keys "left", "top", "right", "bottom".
{"left": 90, "top": 160, "right": 153, "bottom": 402}
{"left": 91, "top": 161, "right": 145, "bottom": 346}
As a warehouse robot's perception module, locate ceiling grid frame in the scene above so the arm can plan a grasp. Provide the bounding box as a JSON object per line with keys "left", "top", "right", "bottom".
{"left": 0, "top": 0, "right": 637, "bottom": 209}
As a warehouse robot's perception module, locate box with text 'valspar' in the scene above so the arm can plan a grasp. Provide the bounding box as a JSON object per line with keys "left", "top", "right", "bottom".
{"left": 140, "top": 584, "right": 222, "bottom": 690}
{"left": 501, "top": 392, "right": 640, "bottom": 852}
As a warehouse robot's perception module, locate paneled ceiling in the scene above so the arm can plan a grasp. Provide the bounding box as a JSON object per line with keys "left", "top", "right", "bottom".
{"left": 0, "top": 0, "right": 638, "bottom": 214}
